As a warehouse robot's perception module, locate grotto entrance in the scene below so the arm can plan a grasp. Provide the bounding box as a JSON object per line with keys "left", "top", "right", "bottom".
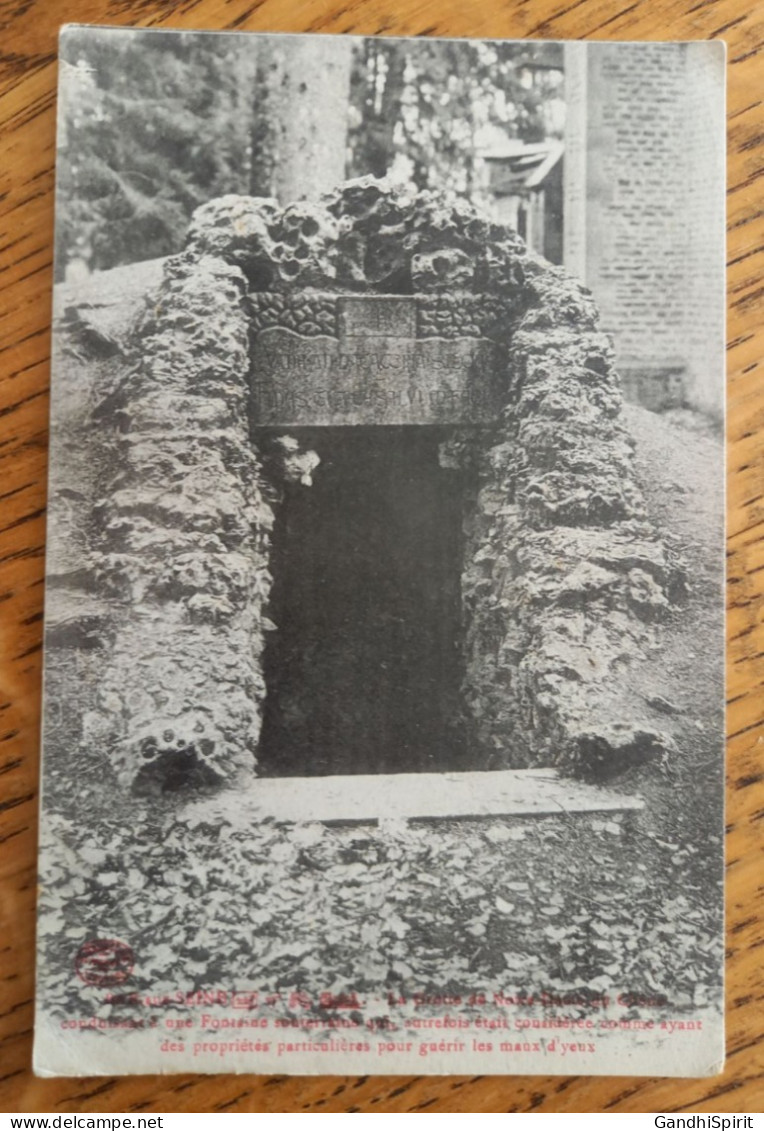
{"left": 257, "top": 426, "right": 472, "bottom": 777}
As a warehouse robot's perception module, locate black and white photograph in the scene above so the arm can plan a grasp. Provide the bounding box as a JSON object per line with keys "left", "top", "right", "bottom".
{"left": 35, "top": 27, "right": 726, "bottom": 1077}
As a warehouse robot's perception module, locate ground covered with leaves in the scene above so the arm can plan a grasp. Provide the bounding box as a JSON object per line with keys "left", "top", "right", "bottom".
{"left": 39, "top": 799, "right": 721, "bottom": 1024}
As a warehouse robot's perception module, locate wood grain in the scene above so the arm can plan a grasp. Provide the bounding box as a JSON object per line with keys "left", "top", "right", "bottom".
{"left": 1, "top": 0, "right": 762, "bottom": 1113}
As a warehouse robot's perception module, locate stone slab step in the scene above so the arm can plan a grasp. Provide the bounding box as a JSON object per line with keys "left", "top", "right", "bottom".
{"left": 248, "top": 769, "right": 644, "bottom": 823}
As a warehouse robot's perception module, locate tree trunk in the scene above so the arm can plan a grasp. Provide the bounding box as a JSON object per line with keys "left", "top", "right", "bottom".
{"left": 348, "top": 40, "right": 407, "bottom": 180}
{"left": 251, "top": 36, "right": 353, "bottom": 203}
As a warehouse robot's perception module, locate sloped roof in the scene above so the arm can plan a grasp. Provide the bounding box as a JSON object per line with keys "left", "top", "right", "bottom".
{"left": 483, "top": 140, "right": 564, "bottom": 191}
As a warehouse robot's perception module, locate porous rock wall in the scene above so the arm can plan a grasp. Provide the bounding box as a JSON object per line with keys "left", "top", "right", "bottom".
{"left": 183, "top": 178, "right": 680, "bottom": 779}
{"left": 461, "top": 264, "right": 683, "bottom": 776}
{"left": 72, "top": 177, "right": 681, "bottom": 789}
{"left": 82, "top": 254, "right": 274, "bottom": 793}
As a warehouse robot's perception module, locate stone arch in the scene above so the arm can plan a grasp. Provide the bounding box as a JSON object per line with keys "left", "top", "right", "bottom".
{"left": 86, "top": 178, "right": 681, "bottom": 794}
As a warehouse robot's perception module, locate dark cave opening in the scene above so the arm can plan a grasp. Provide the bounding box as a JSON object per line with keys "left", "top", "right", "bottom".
{"left": 257, "top": 426, "right": 471, "bottom": 777}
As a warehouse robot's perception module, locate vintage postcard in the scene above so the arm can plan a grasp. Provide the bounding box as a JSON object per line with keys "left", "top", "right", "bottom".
{"left": 35, "top": 27, "right": 725, "bottom": 1076}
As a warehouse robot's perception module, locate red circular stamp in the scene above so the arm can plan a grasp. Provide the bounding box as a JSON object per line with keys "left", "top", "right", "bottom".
{"left": 75, "top": 939, "right": 135, "bottom": 987}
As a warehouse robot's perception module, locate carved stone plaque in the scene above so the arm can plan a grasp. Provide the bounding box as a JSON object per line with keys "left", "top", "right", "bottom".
{"left": 249, "top": 294, "right": 503, "bottom": 426}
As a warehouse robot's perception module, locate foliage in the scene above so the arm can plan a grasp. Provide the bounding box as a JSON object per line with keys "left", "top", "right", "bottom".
{"left": 37, "top": 802, "right": 722, "bottom": 1025}
{"left": 347, "top": 40, "right": 562, "bottom": 196}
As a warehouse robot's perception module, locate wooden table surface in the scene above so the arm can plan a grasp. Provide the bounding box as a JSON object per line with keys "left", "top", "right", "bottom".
{"left": 1, "top": 0, "right": 761, "bottom": 1114}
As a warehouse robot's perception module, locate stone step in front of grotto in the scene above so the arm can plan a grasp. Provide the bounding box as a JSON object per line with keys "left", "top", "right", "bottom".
{"left": 187, "top": 769, "right": 644, "bottom": 825}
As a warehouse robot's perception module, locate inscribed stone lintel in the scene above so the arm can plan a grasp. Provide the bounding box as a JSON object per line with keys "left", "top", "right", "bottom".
{"left": 249, "top": 293, "right": 504, "bottom": 426}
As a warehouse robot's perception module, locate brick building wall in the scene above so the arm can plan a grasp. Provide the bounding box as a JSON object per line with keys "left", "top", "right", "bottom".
{"left": 563, "top": 42, "right": 725, "bottom": 418}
